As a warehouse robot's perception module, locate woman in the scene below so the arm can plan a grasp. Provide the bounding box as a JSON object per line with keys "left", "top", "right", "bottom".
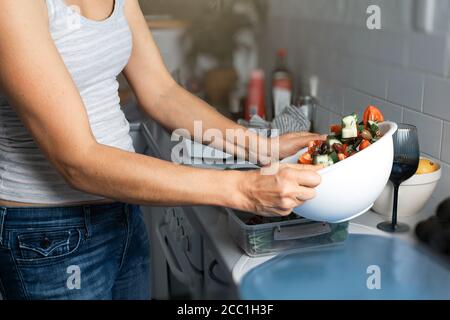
{"left": 0, "top": 0, "right": 323, "bottom": 300}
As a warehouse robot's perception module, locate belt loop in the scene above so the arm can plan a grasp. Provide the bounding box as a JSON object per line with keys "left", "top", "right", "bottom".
{"left": 0, "top": 207, "right": 6, "bottom": 246}
{"left": 83, "top": 205, "right": 91, "bottom": 239}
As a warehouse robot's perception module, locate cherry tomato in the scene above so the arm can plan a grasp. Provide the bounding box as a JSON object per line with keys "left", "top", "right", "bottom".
{"left": 338, "top": 153, "right": 346, "bottom": 161}
{"left": 299, "top": 152, "right": 313, "bottom": 164}
{"left": 363, "top": 105, "right": 384, "bottom": 125}
{"left": 308, "top": 140, "right": 323, "bottom": 154}
{"left": 342, "top": 144, "right": 349, "bottom": 156}
{"left": 314, "top": 140, "right": 324, "bottom": 148}
{"left": 359, "top": 139, "right": 371, "bottom": 151}
{"left": 330, "top": 124, "right": 342, "bottom": 135}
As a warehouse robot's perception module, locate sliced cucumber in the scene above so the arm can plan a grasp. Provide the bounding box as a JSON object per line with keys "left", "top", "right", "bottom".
{"left": 313, "top": 154, "right": 330, "bottom": 166}
{"left": 329, "top": 151, "right": 339, "bottom": 163}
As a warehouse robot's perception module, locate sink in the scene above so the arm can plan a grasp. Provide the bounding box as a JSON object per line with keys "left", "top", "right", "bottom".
{"left": 239, "top": 234, "right": 450, "bottom": 300}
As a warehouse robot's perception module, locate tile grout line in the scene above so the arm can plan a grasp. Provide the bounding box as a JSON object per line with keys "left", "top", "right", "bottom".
{"left": 439, "top": 121, "right": 444, "bottom": 160}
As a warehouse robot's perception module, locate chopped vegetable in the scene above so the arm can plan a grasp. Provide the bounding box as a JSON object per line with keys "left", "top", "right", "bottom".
{"left": 314, "top": 155, "right": 330, "bottom": 166}
{"left": 330, "top": 124, "right": 342, "bottom": 135}
{"left": 299, "top": 106, "right": 385, "bottom": 167}
{"left": 363, "top": 105, "right": 384, "bottom": 125}
{"left": 359, "top": 139, "right": 371, "bottom": 151}
{"left": 360, "top": 129, "right": 373, "bottom": 140}
{"left": 327, "top": 137, "right": 342, "bottom": 149}
{"left": 299, "top": 152, "right": 313, "bottom": 164}
{"left": 341, "top": 114, "right": 358, "bottom": 138}
{"left": 329, "top": 151, "right": 339, "bottom": 163}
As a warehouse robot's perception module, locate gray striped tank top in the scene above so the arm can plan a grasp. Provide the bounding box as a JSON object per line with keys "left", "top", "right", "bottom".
{"left": 0, "top": 0, "right": 135, "bottom": 204}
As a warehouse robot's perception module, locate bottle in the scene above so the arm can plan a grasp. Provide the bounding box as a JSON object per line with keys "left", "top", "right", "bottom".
{"left": 271, "top": 48, "right": 293, "bottom": 118}
{"left": 295, "top": 75, "right": 319, "bottom": 132}
{"left": 245, "top": 70, "right": 266, "bottom": 121}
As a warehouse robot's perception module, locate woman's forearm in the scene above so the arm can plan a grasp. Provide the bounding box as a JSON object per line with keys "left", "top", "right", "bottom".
{"left": 64, "top": 142, "right": 246, "bottom": 208}
{"left": 137, "top": 83, "right": 272, "bottom": 163}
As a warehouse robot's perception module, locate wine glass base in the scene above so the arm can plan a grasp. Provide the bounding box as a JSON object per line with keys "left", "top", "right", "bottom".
{"left": 377, "top": 221, "right": 410, "bottom": 233}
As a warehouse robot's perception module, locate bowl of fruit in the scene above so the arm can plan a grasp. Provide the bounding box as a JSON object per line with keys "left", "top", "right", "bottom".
{"left": 373, "top": 157, "right": 441, "bottom": 217}
{"left": 282, "top": 106, "right": 397, "bottom": 223}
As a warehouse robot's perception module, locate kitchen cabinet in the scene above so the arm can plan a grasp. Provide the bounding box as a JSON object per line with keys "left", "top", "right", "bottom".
{"left": 133, "top": 119, "right": 207, "bottom": 299}
{"left": 203, "top": 244, "right": 235, "bottom": 300}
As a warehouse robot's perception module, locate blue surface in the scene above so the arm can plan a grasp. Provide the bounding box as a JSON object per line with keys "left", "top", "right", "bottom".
{"left": 240, "top": 234, "right": 450, "bottom": 300}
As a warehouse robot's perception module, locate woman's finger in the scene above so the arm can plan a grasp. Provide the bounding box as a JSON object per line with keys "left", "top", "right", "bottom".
{"left": 293, "top": 186, "right": 316, "bottom": 201}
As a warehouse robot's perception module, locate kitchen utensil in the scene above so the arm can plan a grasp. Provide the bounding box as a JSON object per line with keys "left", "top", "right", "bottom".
{"left": 377, "top": 124, "right": 420, "bottom": 233}
{"left": 373, "top": 159, "right": 441, "bottom": 217}
{"left": 281, "top": 122, "right": 398, "bottom": 223}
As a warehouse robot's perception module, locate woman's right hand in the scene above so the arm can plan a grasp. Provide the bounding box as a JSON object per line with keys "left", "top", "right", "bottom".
{"left": 236, "top": 164, "right": 322, "bottom": 217}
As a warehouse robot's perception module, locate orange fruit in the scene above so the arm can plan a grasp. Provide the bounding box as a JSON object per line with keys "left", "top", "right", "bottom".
{"left": 416, "top": 159, "right": 439, "bottom": 175}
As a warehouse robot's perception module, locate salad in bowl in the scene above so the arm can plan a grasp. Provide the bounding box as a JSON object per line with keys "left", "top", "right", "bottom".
{"left": 282, "top": 106, "right": 398, "bottom": 223}
{"left": 299, "top": 106, "right": 385, "bottom": 167}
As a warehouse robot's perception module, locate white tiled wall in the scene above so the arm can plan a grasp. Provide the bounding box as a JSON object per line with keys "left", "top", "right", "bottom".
{"left": 263, "top": 0, "right": 450, "bottom": 205}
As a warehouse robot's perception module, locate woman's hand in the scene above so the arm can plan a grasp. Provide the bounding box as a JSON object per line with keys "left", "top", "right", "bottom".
{"left": 276, "top": 132, "right": 327, "bottom": 160}
{"left": 235, "top": 164, "right": 322, "bottom": 217}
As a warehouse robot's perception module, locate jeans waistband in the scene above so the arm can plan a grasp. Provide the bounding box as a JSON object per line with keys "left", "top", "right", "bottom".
{"left": 0, "top": 202, "right": 129, "bottom": 239}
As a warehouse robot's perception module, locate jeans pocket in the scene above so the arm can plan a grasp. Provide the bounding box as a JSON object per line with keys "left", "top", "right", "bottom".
{"left": 14, "top": 228, "right": 82, "bottom": 265}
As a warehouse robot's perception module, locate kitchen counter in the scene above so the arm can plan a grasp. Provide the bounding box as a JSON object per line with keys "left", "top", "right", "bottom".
{"left": 183, "top": 202, "right": 439, "bottom": 286}
{"left": 133, "top": 118, "right": 448, "bottom": 299}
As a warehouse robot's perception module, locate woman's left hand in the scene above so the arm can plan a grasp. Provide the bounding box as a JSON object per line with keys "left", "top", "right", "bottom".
{"left": 275, "top": 132, "right": 327, "bottom": 160}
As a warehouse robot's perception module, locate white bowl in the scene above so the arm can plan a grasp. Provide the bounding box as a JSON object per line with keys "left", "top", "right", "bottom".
{"left": 372, "top": 160, "right": 441, "bottom": 217}
{"left": 282, "top": 122, "right": 398, "bottom": 223}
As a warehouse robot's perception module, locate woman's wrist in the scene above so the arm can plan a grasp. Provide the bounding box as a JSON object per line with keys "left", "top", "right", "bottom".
{"left": 211, "top": 169, "right": 253, "bottom": 211}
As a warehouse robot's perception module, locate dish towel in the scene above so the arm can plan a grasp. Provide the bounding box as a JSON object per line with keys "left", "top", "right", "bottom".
{"left": 238, "top": 105, "right": 311, "bottom": 136}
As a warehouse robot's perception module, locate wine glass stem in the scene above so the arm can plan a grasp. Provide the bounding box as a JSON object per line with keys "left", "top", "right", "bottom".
{"left": 392, "top": 184, "right": 400, "bottom": 228}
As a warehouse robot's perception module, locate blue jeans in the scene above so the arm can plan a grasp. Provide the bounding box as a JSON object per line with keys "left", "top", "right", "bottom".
{"left": 0, "top": 202, "right": 151, "bottom": 300}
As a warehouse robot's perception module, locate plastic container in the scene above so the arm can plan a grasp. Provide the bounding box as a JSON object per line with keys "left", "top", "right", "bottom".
{"left": 227, "top": 209, "right": 349, "bottom": 257}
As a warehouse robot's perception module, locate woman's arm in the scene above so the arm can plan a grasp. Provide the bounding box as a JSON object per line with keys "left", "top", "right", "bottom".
{"left": 0, "top": 0, "right": 320, "bottom": 216}
{"left": 0, "top": 0, "right": 238, "bottom": 208}
{"left": 122, "top": 0, "right": 325, "bottom": 163}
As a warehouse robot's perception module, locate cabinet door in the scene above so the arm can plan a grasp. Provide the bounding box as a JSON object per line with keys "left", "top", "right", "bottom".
{"left": 140, "top": 205, "right": 170, "bottom": 300}
{"left": 203, "top": 244, "right": 235, "bottom": 300}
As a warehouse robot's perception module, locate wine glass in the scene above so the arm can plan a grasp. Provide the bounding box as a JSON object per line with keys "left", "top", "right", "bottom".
{"left": 377, "top": 124, "right": 420, "bottom": 233}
